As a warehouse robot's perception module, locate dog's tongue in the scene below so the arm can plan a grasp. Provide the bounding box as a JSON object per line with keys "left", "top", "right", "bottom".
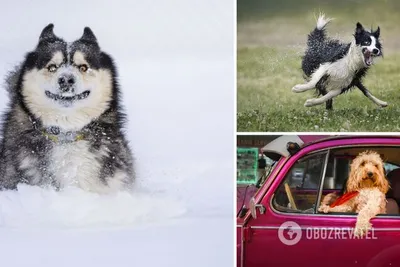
{"left": 364, "top": 50, "right": 373, "bottom": 66}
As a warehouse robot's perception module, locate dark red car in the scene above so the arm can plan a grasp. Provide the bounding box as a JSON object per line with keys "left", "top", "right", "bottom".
{"left": 237, "top": 135, "right": 400, "bottom": 267}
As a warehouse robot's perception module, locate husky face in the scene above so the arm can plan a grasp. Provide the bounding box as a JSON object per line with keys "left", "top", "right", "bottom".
{"left": 354, "top": 22, "right": 382, "bottom": 67}
{"left": 20, "top": 24, "right": 116, "bottom": 131}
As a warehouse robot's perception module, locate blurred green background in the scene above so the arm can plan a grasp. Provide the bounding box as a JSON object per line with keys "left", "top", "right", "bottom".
{"left": 237, "top": 0, "right": 400, "bottom": 132}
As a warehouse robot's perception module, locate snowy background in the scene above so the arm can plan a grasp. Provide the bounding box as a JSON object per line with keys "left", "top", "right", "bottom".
{"left": 0, "top": 0, "right": 234, "bottom": 266}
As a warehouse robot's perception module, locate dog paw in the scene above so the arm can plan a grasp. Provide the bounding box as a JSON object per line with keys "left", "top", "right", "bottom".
{"left": 318, "top": 204, "right": 330, "bottom": 213}
{"left": 354, "top": 220, "right": 372, "bottom": 237}
{"left": 304, "top": 99, "right": 316, "bottom": 107}
{"left": 292, "top": 85, "right": 303, "bottom": 92}
{"left": 379, "top": 101, "right": 388, "bottom": 108}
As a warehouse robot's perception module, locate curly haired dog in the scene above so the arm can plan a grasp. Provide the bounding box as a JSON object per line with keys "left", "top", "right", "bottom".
{"left": 318, "top": 151, "right": 389, "bottom": 237}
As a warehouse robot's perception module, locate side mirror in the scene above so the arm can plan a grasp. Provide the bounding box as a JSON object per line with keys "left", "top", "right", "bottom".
{"left": 287, "top": 142, "right": 300, "bottom": 156}
{"left": 249, "top": 197, "right": 266, "bottom": 219}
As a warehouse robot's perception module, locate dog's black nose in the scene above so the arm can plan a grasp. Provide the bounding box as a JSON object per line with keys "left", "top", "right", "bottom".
{"left": 58, "top": 74, "right": 75, "bottom": 92}
{"left": 372, "top": 48, "right": 380, "bottom": 55}
{"left": 368, "top": 171, "right": 373, "bottom": 177}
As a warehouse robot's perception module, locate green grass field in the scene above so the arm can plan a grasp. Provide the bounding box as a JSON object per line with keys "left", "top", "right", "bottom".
{"left": 237, "top": 0, "right": 400, "bottom": 132}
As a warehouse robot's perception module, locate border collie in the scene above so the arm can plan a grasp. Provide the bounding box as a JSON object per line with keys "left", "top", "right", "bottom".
{"left": 292, "top": 14, "right": 386, "bottom": 110}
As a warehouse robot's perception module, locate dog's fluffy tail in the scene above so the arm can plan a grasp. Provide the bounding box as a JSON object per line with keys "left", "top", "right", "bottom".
{"left": 307, "top": 13, "right": 333, "bottom": 47}
{"left": 316, "top": 13, "right": 332, "bottom": 30}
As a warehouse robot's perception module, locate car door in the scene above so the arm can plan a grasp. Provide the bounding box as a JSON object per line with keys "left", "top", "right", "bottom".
{"left": 241, "top": 143, "right": 400, "bottom": 267}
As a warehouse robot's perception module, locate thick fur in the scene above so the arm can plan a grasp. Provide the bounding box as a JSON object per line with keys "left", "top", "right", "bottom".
{"left": 0, "top": 24, "right": 134, "bottom": 193}
{"left": 318, "top": 151, "right": 389, "bottom": 237}
{"left": 292, "top": 13, "right": 386, "bottom": 110}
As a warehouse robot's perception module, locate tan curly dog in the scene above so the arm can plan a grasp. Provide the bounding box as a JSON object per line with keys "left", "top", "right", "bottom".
{"left": 318, "top": 151, "right": 389, "bottom": 237}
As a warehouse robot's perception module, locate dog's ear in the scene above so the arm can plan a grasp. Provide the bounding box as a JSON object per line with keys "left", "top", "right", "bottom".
{"left": 373, "top": 26, "right": 380, "bottom": 38}
{"left": 80, "top": 27, "right": 98, "bottom": 43}
{"left": 39, "top": 23, "right": 56, "bottom": 41}
{"left": 355, "top": 22, "right": 364, "bottom": 35}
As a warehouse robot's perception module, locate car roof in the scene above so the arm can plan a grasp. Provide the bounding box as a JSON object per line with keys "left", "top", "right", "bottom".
{"left": 261, "top": 135, "right": 400, "bottom": 159}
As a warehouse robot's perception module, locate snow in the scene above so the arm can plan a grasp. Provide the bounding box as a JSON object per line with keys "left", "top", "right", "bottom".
{"left": 0, "top": 0, "right": 234, "bottom": 266}
{"left": 0, "top": 184, "right": 186, "bottom": 228}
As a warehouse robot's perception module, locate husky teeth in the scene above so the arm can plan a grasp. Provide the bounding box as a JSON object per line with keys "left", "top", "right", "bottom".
{"left": 45, "top": 90, "right": 91, "bottom": 101}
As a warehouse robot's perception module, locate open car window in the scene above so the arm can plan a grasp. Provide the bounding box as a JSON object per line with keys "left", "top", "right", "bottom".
{"left": 385, "top": 162, "right": 400, "bottom": 174}
{"left": 271, "top": 146, "right": 400, "bottom": 216}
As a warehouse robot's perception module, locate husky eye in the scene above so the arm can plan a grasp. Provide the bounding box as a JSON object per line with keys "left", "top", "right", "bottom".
{"left": 79, "top": 64, "right": 88, "bottom": 72}
{"left": 47, "top": 64, "right": 57, "bottom": 72}
{"left": 363, "top": 41, "right": 370, "bottom": 45}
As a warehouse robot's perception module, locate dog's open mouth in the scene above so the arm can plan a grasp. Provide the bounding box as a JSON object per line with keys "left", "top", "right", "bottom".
{"left": 45, "top": 90, "right": 90, "bottom": 102}
{"left": 363, "top": 50, "right": 373, "bottom": 67}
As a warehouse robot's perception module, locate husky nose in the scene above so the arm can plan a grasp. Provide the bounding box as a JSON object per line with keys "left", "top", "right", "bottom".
{"left": 372, "top": 48, "right": 380, "bottom": 55}
{"left": 58, "top": 74, "right": 75, "bottom": 92}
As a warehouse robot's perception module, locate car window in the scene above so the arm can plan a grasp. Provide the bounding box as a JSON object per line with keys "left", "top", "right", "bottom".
{"left": 385, "top": 162, "right": 400, "bottom": 174}
{"left": 321, "top": 154, "right": 400, "bottom": 192}
{"left": 318, "top": 148, "right": 400, "bottom": 216}
{"left": 272, "top": 152, "right": 327, "bottom": 214}
{"left": 323, "top": 156, "right": 351, "bottom": 190}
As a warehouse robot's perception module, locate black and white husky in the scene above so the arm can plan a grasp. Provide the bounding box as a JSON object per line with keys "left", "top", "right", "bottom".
{"left": 0, "top": 24, "right": 134, "bottom": 193}
{"left": 292, "top": 14, "right": 387, "bottom": 110}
